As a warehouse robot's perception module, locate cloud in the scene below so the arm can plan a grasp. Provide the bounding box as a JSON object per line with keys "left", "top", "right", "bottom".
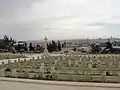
{"left": 0, "top": 0, "right": 120, "bottom": 40}
{"left": 87, "top": 15, "right": 120, "bottom": 37}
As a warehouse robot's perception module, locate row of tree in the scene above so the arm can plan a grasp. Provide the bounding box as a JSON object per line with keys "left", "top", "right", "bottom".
{"left": 15, "top": 40, "right": 63, "bottom": 53}
{"left": 90, "top": 39, "right": 120, "bottom": 54}
{"left": 47, "top": 41, "right": 62, "bottom": 53}
{"left": 0, "top": 35, "right": 16, "bottom": 50}
{"left": 0, "top": 35, "right": 67, "bottom": 53}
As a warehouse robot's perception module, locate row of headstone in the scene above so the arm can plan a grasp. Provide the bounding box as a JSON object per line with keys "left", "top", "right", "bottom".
{"left": 1, "top": 54, "right": 120, "bottom": 74}
{"left": 0, "top": 59, "right": 119, "bottom": 71}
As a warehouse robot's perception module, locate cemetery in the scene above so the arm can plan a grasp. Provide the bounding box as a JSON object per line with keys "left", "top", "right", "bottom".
{"left": 0, "top": 37, "right": 120, "bottom": 84}
{"left": 1, "top": 54, "right": 120, "bottom": 83}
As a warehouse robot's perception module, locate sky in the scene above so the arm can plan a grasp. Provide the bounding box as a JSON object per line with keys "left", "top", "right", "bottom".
{"left": 0, "top": 0, "right": 120, "bottom": 40}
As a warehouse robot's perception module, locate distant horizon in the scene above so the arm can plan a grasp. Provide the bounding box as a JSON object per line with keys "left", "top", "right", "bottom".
{"left": 25, "top": 36, "right": 120, "bottom": 42}
{"left": 1, "top": 34, "right": 120, "bottom": 41}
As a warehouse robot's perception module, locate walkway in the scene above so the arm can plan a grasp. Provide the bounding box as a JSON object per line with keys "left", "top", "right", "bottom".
{"left": 0, "top": 78, "right": 120, "bottom": 90}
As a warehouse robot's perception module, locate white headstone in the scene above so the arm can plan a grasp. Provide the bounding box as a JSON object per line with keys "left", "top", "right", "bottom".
{"left": 118, "top": 72, "right": 120, "bottom": 82}
{"left": 79, "top": 58, "right": 82, "bottom": 62}
{"left": 39, "top": 63, "right": 45, "bottom": 77}
{"left": 7, "top": 61, "right": 13, "bottom": 69}
{"left": 55, "top": 60, "right": 58, "bottom": 65}
{"left": 12, "top": 69, "right": 17, "bottom": 77}
{"left": 1, "top": 62, "right": 5, "bottom": 69}
{"left": 51, "top": 66, "right": 55, "bottom": 74}
{"left": 69, "top": 60, "right": 71, "bottom": 67}
{"left": 101, "top": 71, "right": 106, "bottom": 82}
{"left": 88, "top": 63, "right": 92, "bottom": 69}
{"left": 40, "top": 63, "right": 44, "bottom": 72}
{"left": 24, "top": 70, "right": 29, "bottom": 78}
{"left": 75, "top": 60, "right": 78, "bottom": 66}
{"left": 18, "top": 59, "right": 21, "bottom": 63}
{"left": 0, "top": 69, "right": 5, "bottom": 77}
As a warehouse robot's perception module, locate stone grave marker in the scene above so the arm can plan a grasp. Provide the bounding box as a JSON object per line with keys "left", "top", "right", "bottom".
{"left": 0, "top": 69, "right": 5, "bottom": 77}
{"left": 100, "top": 71, "right": 106, "bottom": 82}
{"left": 118, "top": 72, "right": 120, "bottom": 83}
{"left": 24, "top": 70, "right": 29, "bottom": 78}
{"left": 7, "top": 60, "right": 13, "bottom": 69}
{"left": 69, "top": 60, "right": 71, "bottom": 67}
{"left": 39, "top": 63, "right": 44, "bottom": 77}
{"left": 51, "top": 66, "right": 55, "bottom": 74}
{"left": 1, "top": 62, "right": 5, "bottom": 69}
{"left": 55, "top": 59, "right": 58, "bottom": 65}
{"left": 88, "top": 63, "right": 92, "bottom": 69}
{"left": 12, "top": 69, "right": 17, "bottom": 77}
{"left": 75, "top": 60, "right": 78, "bottom": 66}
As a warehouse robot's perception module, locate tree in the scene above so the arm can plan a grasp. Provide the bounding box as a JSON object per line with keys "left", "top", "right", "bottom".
{"left": 62, "top": 44, "right": 64, "bottom": 48}
{"left": 47, "top": 43, "right": 53, "bottom": 53}
{"left": 57, "top": 41, "right": 61, "bottom": 51}
{"left": 24, "top": 43, "right": 28, "bottom": 51}
{"left": 62, "top": 42, "right": 66, "bottom": 48}
{"left": 51, "top": 40, "right": 57, "bottom": 51}
{"left": 29, "top": 43, "right": 34, "bottom": 51}
{"left": 4, "top": 35, "right": 9, "bottom": 43}
{"left": 105, "top": 39, "right": 112, "bottom": 53}
{"left": 106, "top": 39, "right": 112, "bottom": 49}
{"left": 47, "top": 41, "right": 58, "bottom": 53}
{"left": 0, "top": 35, "right": 16, "bottom": 51}
{"left": 90, "top": 43, "right": 101, "bottom": 53}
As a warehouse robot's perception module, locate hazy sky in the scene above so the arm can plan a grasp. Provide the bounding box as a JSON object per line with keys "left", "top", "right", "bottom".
{"left": 0, "top": 0, "right": 120, "bottom": 40}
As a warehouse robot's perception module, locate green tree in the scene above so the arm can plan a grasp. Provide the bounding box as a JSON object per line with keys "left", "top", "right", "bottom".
{"left": 51, "top": 40, "right": 57, "bottom": 51}
{"left": 58, "top": 41, "right": 61, "bottom": 51}
{"left": 0, "top": 35, "right": 16, "bottom": 50}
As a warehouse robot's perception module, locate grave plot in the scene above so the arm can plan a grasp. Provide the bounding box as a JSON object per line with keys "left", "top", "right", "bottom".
{"left": 1, "top": 54, "right": 120, "bottom": 83}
